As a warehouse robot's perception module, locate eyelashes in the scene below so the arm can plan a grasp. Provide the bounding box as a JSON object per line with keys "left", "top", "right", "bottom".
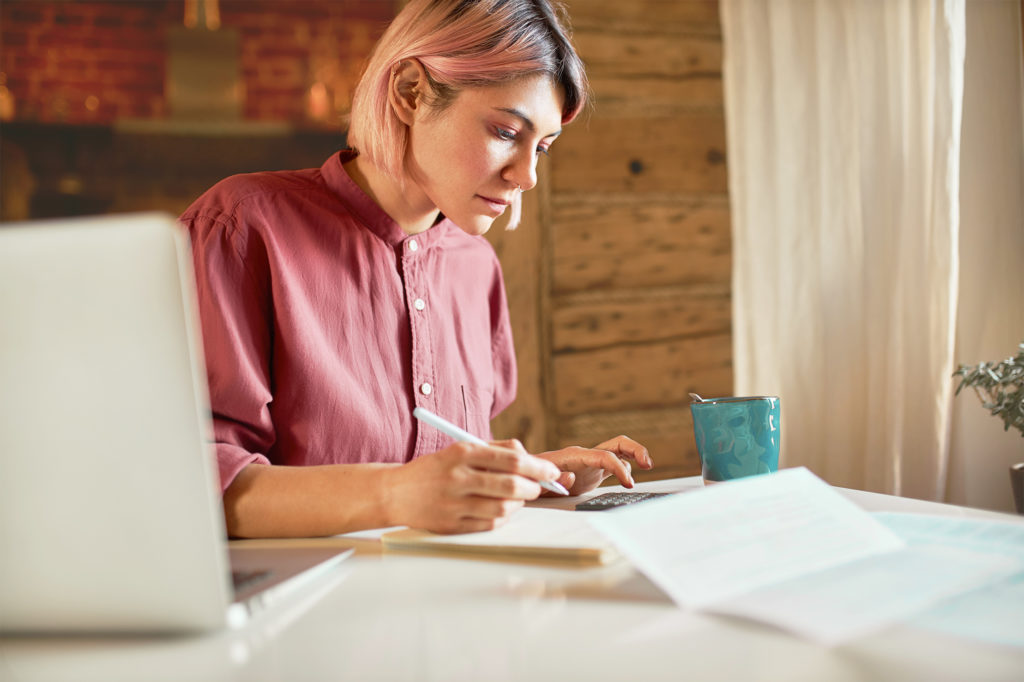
{"left": 495, "top": 127, "right": 551, "bottom": 156}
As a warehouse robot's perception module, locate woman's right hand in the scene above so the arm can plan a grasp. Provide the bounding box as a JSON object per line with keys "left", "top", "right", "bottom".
{"left": 385, "top": 439, "right": 561, "bottom": 534}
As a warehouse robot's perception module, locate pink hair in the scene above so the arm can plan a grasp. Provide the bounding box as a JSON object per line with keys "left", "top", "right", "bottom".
{"left": 347, "top": 0, "right": 588, "bottom": 229}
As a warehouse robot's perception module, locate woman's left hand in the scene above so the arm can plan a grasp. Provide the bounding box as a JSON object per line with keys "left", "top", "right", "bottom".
{"left": 538, "top": 436, "right": 653, "bottom": 496}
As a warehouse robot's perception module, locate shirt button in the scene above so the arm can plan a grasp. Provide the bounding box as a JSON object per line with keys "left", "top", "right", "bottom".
{"left": 420, "top": 382, "right": 432, "bottom": 396}
{"left": 413, "top": 298, "right": 426, "bottom": 311}
{"left": 408, "top": 239, "right": 419, "bottom": 252}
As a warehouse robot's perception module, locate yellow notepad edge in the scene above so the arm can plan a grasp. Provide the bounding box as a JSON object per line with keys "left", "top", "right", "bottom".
{"left": 380, "top": 527, "right": 620, "bottom": 566}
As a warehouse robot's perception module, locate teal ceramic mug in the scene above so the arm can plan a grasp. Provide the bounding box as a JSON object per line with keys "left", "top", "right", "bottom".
{"left": 690, "top": 396, "right": 781, "bottom": 484}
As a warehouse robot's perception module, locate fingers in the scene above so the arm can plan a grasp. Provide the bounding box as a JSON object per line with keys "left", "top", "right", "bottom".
{"left": 433, "top": 507, "right": 519, "bottom": 535}
{"left": 601, "top": 451, "right": 635, "bottom": 487}
{"left": 397, "top": 442, "right": 551, "bottom": 533}
{"left": 435, "top": 441, "right": 559, "bottom": 502}
{"left": 456, "top": 465, "right": 543, "bottom": 501}
{"left": 545, "top": 446, "right": 636, "bottom": 488}
{"left": 594, "top": 435, "right": 653, "bottom": 470}
{"left": 464, "top": 439, "right": 562, "bottom": 483}
{"left": 557, "top": 471, "right": 576, "bottom": 490}
{"left": 537, "top": 470, "right": 577, "bottom": 498}
{"left": 430, "top": 496, "right": 526, "bottom": 534}
{"left": 461, "top": 496, "right": 524, "bottom": 521}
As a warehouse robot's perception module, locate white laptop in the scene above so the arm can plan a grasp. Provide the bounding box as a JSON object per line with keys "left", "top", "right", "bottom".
{"left": 0, "top": 212, "right": 352, "bottom": 633}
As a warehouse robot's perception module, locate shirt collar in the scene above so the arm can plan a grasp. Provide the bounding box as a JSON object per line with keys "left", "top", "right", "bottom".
{"left": 321, "top": 150, "right": 456, "bottom": 250}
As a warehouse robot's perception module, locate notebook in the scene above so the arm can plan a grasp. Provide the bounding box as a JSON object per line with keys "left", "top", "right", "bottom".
{"left": 381, "top": 507, "right": 621, "bottom": 565}
{"left": 0, "top": 212, "right": 352, "bottom": 633}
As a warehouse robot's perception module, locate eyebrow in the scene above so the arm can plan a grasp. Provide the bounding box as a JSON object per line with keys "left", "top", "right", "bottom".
{"left": 494, "top": 107, "right": 562, "bottom": 138}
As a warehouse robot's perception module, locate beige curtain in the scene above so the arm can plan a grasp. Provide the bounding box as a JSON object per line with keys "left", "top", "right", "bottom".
{"left": 946, "top": 0, "right": 1024, "bottom": 512}
{"left": 720, "top": 0, "right": 966, "bottom": 499}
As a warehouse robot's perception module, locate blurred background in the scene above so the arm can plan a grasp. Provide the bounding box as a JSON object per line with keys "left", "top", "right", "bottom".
{"left": 0, "top": 0, "right": 389, "bottom": 218}
{"left": 0, "top": 0, "right": 731, "bottom": 483}
{"left": 1, "top": 1, "right": 1021, "bottom": 511}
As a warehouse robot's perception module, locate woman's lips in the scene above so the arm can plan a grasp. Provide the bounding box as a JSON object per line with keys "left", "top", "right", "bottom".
{"left": 477, "top": 194, "right": 511, "bottom": 216}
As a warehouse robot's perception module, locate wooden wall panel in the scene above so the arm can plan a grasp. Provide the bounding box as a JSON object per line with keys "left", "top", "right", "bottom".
{"left": 551, "top": 198, "right": 730, "bottom": 293}
{"left": 588, "top": 76, "right": 723, "bottom": 117}
{"left": 551, "top": 114, "right": 727, "bottom": 194}
{"left": 551, "top": 286, "right": 730, "bottom": 353}
{"left": 566, "top": 0, "right": 723, "bottom": 36}
{"left": 552, "top": 333, "right": 733, "bottom": 415}
{"left": 572, "top": 32, "right": 722, "bottom": 78}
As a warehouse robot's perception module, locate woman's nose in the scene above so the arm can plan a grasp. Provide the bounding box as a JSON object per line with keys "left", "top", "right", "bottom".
{"left": 505, "top": 151, "right": 538, "bottom": 192}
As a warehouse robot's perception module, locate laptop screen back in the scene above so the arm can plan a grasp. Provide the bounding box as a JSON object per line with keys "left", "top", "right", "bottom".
{"left": 0, "top": 213, "right": 234, "bottom": 632}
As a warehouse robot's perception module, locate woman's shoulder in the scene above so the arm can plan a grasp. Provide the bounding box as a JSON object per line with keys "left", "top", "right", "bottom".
{"left": 181, "top": 167, "right": 322, "bottom": 227}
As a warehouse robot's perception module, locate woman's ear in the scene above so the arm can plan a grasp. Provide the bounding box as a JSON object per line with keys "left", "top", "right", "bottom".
{"left": 388, "top": 59, "right": 429, "bottom": 126}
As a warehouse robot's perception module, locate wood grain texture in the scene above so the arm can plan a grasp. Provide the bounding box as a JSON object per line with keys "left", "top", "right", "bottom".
{"left": 551, "top": 197, "right": 730, "bottom": 293}
{"left": 551, "top": 114, "right": 727, "bottom": 194}
{"left": 551, "top": 285, "right": 731, "bottom": 353}
{"left": 564, "top": 0, "right": 722, "bottom": 36}
{"left": 574, "top": 32, "right": 722, "bottom": 79}
{"left": 588, "top": 75, "right": 723, "bottom": 116}
{"left": 552, "top": 333, "right": 733, "bottom": 415}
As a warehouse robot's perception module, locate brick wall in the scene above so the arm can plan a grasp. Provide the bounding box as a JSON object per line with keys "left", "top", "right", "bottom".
{"left": 0, "top": 0, "right": 396, "bottom": 125}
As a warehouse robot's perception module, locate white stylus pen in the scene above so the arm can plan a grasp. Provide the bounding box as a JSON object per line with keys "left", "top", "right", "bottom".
{"left": 413, "top": 407, "right": 569, "bottom": 496}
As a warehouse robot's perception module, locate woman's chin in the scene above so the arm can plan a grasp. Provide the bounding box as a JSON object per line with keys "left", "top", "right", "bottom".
{"left": 452, "top": 215, "right": 496, "bottom": 237}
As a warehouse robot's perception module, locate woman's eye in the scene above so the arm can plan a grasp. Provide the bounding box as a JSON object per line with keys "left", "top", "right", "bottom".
{"left": 495, "top": 125, "right": 550, "bottom": 156}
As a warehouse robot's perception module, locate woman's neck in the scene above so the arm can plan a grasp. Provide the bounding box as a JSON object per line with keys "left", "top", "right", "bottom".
{"left": 343, "top": 154, "right": 440, "bottom": 235}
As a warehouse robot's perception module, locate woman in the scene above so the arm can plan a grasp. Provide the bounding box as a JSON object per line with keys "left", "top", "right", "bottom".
{"left": 180, "top": 0, "right": 652, "bottom": 538}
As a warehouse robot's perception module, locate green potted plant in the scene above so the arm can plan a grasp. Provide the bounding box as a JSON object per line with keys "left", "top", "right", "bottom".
{"left": 953, "top": 342, "right": 1024, "bottom": 437}
{"left": 953, "top": 342, "right": 1024, "bottom": 514}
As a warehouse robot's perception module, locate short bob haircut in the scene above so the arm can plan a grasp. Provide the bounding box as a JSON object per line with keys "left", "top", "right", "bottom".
{"left": 347, "top": 0, "right": 588, "bottom": 228}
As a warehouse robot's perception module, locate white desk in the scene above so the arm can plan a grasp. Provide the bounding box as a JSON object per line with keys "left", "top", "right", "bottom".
{"left": 2, "top": 477, "right": 1023, "bottom": 682}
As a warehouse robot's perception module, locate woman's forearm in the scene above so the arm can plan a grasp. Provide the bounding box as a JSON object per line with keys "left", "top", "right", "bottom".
{"left": 222, "top": 442, "right": 568, "bottom": 538}
{"left": 222, "top": 462, "right": 399, "bottom": 538}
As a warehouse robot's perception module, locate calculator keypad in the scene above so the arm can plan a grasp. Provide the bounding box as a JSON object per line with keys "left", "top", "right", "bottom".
{"left": 574, "top": 492, "right": 670, "bottom": 511}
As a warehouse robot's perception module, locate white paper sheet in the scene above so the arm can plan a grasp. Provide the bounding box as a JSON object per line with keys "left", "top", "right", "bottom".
{"left": 587, "top": 468, "right": 906, "bottom": 608}
{"left": 586, "top": 468, "right": 1024, "bottom": 644}
{"left": 875, "top": 512, "right": 1024, "bottom": 647}
{"left": 709, "top": 544, "right": 1020, "bottom": 645}
{"left": 909, "top": 572, "right": 1024, "bottom": 648}
{"left": 874, "top": 512, "right": 1024, "bottom": 560}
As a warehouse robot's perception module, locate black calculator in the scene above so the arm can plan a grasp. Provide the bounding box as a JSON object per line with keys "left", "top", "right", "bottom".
{"left": 574, "top": 491, "right": 671, "bottom": 511}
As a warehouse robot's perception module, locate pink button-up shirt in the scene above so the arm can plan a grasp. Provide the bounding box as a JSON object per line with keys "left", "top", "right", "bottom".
{"left": 180, "top": 151, "right": 517, "bottom": 492}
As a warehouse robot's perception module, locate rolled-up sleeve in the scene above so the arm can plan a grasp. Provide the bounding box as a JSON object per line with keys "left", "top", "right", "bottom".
{"left": 182, "top": 209, "right": 275, "bottom": 492}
